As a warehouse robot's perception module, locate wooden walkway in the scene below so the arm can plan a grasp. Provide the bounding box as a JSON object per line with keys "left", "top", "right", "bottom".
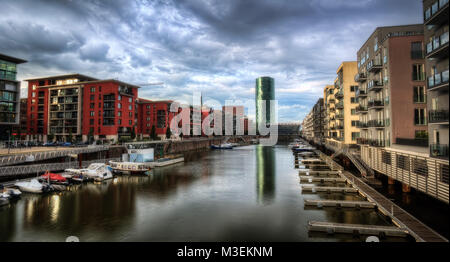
{"left": 308, "top": 221, "right": 409, "bottom": 237}
{"left": 341, "top": 171, "right": 448, "bottom": 242}
{"left": 301, "top": 186, "right": 358, "bottom": 193}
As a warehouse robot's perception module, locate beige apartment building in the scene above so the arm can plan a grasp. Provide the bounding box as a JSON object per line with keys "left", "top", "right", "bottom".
{"left": 325, "top": 62, "right": 360, "bottom": 151}
{"left": 301, "top": 111, "right": 314, "bottom": 141}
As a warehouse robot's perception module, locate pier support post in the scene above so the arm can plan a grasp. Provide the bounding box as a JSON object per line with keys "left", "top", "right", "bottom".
{"left": 388, "top": 177, "right": 395, "bottom": 185}
{"left": 402, "top": 184, "right": 411, "bottom": 193}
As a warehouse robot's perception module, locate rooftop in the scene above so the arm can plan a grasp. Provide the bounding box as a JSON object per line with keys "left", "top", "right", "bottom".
{"left": 0, "top": 53, "right": 27, "bottom": 64}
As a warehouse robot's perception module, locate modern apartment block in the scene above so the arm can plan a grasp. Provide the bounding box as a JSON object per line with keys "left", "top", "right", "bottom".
{"left": 356, "top": 25, "right": 428, "bottom": 149}
{"left": 312, "top": 98, "right": 325, "bottom": 145}
{"left": 136, "top": 98, "right": 177, "bottom": 139}
{"left": 25, "top": 74, "right": 139, "bottom": 142}
{"left": 324, "top": 85, "right": 336, "bottom": 141}
{"left": 423, "top": 0, "right": 449, "bottom": 159}
{"left": 356, "top": 25, "right": 448, "bottom": 203}
{"left": 325, "top": 62, "right": 360, "bottom": 151}
{"left": 12, "top": 98, "right": 28, "bottom": 140}
{"left": 301, "top": 111, "right": 314, "bottom": 141}
{"left": 0, "top": 53, "right": 27, "bottom": 141}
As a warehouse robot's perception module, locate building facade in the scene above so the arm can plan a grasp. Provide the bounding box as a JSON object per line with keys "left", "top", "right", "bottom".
{"left": 326, "top": 62, "right": 360, "bottom": 151}
{"left": 255, "top": 76, "right": 275, "bottom": 133}
{"left": 423, "top": 0, "right": 449, "bottom": 159}
{"left": 301, "top": 111, "right": 314, "bottom": 141}
{"left": 0, "top": 53, "right": 26, "bottom": 141}
{"left": 356, "top": 25, "right": 427, "bottom": 149}
{"left": 26, "top": 74, "right": 139, "bottom": 142}
{"left": 312, "top": 98, "right": 325, "bottom": 145}
{"left": 136, "top": 99, "right": 177, "bottom": 139}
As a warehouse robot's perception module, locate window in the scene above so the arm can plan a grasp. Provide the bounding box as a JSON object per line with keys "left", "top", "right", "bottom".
{"left": 351, "top": 109, "right": 357, "bottom": 115}
{"left": 351, "top": 132, "right": 360, "bottom": 141}
{"left": 414, "top": 108, "right": 427, "bottom": 125}
{"left": 118, "top": 95, "right": 121, "bottom": 101}
{"left": 129, "top": 97, "right": 132, "bottom": 103}
{"left": 90, "top": 87, "right": 95, "bottom": 92}
{"left": 350, "top": 97, "right": 357, "bottom": 103}
{"left": 90, "top": 111, "right": 95, "bottom": 117}
{"left": 411, "top": 42, "right": 423, "bottom": 59}
{"left": 415, "top": 130, "right": 428, "bottom": 139}
{"left": 374, "top": 37, "right": 378, "bottom": 52}
{"left": 146, "top": 123, "right": 150, "bottom": 127}
{"left": 90, "top": 95, "right": 95, "bottom": 101}
{"left": 396, "top": 155, "right": 410, "bottom": 171}
{"left": 382, "top": 152, "right": 392, "bottom": 165}
{"left": 90, "top": 119, "right": 94, "bottom": 125}
{"left": 147, "top": 111, "right": 151, "bottom": 115}
{"left": 412, "top": 64, "right": 425, "bottom": 81}
{"left": 350, "top": 86, "right": 357, "bottom": 92}
{"left": 118, "top": 103, "right": 121, "bottom": 109}
{"left": 413, "top": 86, "right": 426, "bottom": 103}
{"left": 351, "top": 121, "right": 358, "bottom": 127}
{"left": 129, "top": 120, "right": 132, "bottom": 125}
{"left": 118, "top": 119, "right": 121, "bottom": 125}
{"left": 146, "top": 117, "right": 150, "bottom": 121}
{"left": 146, "top": 105, "right": 150, "bottom": 109}
{"left": 157, "top": 110, "right": 166, "bottom": 128}
{"left": 90, "top": 103, "right": 95, "bottom": 109}
{"left": 128, "top": 105, "right": 132, "bottom": 110}
{"left": 118, "top": 111, "right": 122, "bottom": 117}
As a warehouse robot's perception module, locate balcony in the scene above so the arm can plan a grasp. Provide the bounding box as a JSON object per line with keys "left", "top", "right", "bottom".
{"left": 424, "top": 0, "right": 449, "bottom": 26}
{"left": 336, "top": 124, "right": 344, "bottom": 130}
{"left": 336, "top": 112, "right": 344, "bottom": 119}
{"left": 356, "top": 105, "right": 368, "bottom": 113}
{"left": 368, "top": 80, "right": 384, "bottom": 92}
{"left": 369, "top": 139, "right": 387, "bottom": 147}
{"left": 430, "top": 144, "right": 449, "bottom": 158}
{"left": 335, "top": 89, "right": 344, "bottom": 98}
{"left": 429, "top": 110, "right": 449, "bottom": 123}
{"left": 367, "top": 59, "right": 382, "bottom": 72}
{"left": 368, "top": 99, "right": 384, "bottom": 109}
{"left": 426, "top": 31, "right": 449, "bottom": 59}
{"left": 329, "top": 107, "right": 336, "bottom": 112}
{"left": 336, "top": 101, "right": 344, "bottom": 109}
{"left": 368, "top": 120, "right": 386, "bottom": 128}
{"left": 328, "top": 98, "right": 335, "bottom": 104}
{"left": 357, "top": 138, "right": 369, "bottom": 145}
{"left": 354, "top": 73, "right": 367, "bottom": 83}
{"left": 428, "top": 69, "right": 449, "bottom": 91}
{"left": 357, "top": 122, "right": 368, "bottom": 129}
{"left": 356, "top": 89, "right": 368, "bottom": 97}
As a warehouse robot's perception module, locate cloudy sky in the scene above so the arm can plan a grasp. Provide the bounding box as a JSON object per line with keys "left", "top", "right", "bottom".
{"left": 1, "top": 0, "right": 423, "bottom": 122}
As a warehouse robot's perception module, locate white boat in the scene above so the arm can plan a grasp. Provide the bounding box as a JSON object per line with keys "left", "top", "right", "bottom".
{"left": 211, "top": 143, "right": 233, "bottom": 150}
{"left": 82, "top": 163, "right": 114, "bottom": 181}
{"left": 15, "top": 179, "right": 45, "bottom": 194}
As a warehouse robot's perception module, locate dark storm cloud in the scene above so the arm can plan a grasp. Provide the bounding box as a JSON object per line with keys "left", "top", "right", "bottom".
{"left": 0, "top": 0, "right": 423, "bottom": 122}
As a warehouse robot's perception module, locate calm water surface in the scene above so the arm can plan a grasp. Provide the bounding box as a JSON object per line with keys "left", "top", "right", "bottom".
{"left": 0, "top": 145, "right": 403, "bottom": 242}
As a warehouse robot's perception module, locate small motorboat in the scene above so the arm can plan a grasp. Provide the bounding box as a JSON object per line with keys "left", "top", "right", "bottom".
{"left": 65, "top": 163, "right": 113, "bottom": 181}
{"left": 0, "top": 185, "right": 22, "bottom": 199}
{"left": 15, "top": 179, "right": 51, "bottom": 194}
{"left": 288, "top": 143, "right": 300, "bottom": 149}
{"left": 40, "top": 171, "right": 68, "bottom": 185}
{"left": 211, "top": 143, "right": 233, "bottom": 150}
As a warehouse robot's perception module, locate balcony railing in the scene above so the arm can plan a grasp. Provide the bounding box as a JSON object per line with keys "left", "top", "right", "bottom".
{"left": 368, "top": 99, "right": 384, "bottom": 108}
{"left": 396, "top": 138, "right": 428, "bottom": 147}
{"left": 369, "top": 139, "right": 387, "bottom": 147}
{"left": 367, "top": 59, "right": 382, "bottom": 72}
{"left": 424, "top": 0, "right": 449, "bottom": 24}
{"left": 336, "top": 112, "right": 344, "bottom": 119}
{"left": 428, "top": 69, "right": 449, "bottom": 89}
{"left": 356, "top": 105, "right": 368, "bottom": 113}
{"left": 368, "top": 80, "right": 384, "bottom": 91}
{"left": 336, "top": 101, "right": 344, "bottom": 109}
{"left": 430, "top": 144, "right": 449, "bottom": 158}
{"left": 429, "top": 110, "right": 449, "bottom": 123}
{"left": 354, "top": 73, "right": 367, "bottom": 82}
{"left": 357, "top": 122, "right": 368, "bottom": 128}
{"left": 357, "top": 138, "right": 369, "bottom": 145}
{"left": 368, "top": 120, "right": 386, "bottom": 128}
{"left": 426, "top": 31, "right": 449, "bottom": 58}
{"left": 356, "top": 89, "right": 368, "bottom": 97}
{"left": 335, "top": 89, "right": 344, "bottom": 98}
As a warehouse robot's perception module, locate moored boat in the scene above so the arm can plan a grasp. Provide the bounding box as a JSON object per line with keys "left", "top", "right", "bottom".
{"left": 211, "top": 143, "right": 233, "bottom": 150}
{"left": 15, "top": 179, "right": 51, "bottom": 194}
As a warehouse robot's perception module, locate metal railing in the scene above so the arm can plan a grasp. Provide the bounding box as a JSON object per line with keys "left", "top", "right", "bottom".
{"left": 428, "top": 69, "right": 449, "bottom": 89}
{"left": 396, "top": 138, "right": 429, "bottom": 147}
{"left": 430, "top": 144, "right": 449, "bottom": 158}
{"left": 429, "top": 110, "right": 449, "bottom": 123}
{"left": 426, "top": 31, "right": 449, "bottom": 55}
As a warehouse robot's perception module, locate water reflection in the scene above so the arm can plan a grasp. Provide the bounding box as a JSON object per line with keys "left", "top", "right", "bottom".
{"left": 256, "top": 146, "right": 275, "bottom": 204}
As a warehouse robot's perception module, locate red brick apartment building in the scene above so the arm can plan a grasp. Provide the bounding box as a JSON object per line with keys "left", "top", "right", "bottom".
{"left": 26, "top": 74, "right": 139, "bottom": 142}
{"left": 136, "top": 98, "right": 177, "bottom": 139}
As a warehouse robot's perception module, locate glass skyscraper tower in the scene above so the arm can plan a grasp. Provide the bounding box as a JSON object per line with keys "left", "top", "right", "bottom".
{"left": 255, "top": 76, "right": 275, "bottom": 133}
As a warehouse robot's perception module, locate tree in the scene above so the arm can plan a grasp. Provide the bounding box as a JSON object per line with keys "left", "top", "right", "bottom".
{"left": 165, "top": 126, "right": 172, "bottom": 140}
{"left": 150, "top": 125, "right": 157, "bottom": 140}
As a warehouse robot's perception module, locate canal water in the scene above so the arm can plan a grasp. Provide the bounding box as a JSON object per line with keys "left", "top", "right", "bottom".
{"left": 0, "top": 145, "right": 406, "bottom": 242}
